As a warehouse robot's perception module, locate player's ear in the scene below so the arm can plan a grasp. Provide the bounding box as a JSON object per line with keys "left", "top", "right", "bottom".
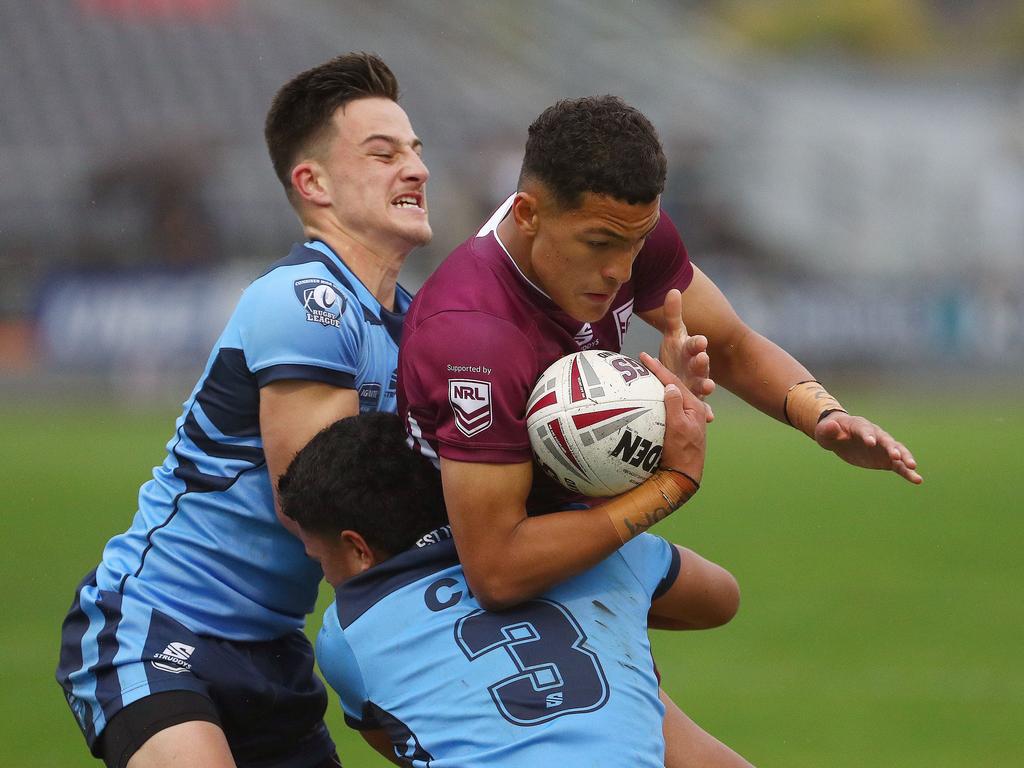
{"left": 291, "top": 161, "right": 331, "bottom": 206}
{"left": 511, "top": 192, "right": 540, "bottom": 236}
{"left": 340, "top": 530, "right": 376, "bottom": 572}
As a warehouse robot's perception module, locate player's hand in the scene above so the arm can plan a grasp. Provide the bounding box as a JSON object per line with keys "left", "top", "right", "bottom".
{"left": 640, "top": 352, "right": 707, "bottom": 483}
{"left": 815, "top": 412, "right": 923, "bottom": 484}
{"left": 657, "top": 289, "right": 715, "bottom": 422}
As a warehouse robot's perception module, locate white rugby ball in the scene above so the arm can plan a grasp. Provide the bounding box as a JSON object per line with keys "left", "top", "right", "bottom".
{"left": 526, "top": 350, "right": 665, "bottom": 497}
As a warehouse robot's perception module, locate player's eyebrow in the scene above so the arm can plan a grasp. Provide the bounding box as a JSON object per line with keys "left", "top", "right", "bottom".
{"left": 360, "top": 134, "right": 424, "bottom": 152}
{"left": 582, "top": 227, "right": 628, "bottom": 242}
{"left": 583, "top": 216, "right": 660, "bottom": 242}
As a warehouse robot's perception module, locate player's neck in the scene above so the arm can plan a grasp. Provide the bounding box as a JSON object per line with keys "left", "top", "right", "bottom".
{"left": 304, "top": 223, "right": 405, "bottom": 311}
{"left": 495, "top": 216, "right": 538, "bottom": 284}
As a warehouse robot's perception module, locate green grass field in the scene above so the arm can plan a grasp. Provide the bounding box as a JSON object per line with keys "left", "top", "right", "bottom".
{"left": 2, "top": 391, "right": 1021, "bottom": 766}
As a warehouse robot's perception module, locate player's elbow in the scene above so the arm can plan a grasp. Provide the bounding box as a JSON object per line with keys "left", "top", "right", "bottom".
{"left": 471, "top": 581, "right": 524, "bottom": 612}
{"left": 465, "top": 569, "right": 532, "bottom": 611}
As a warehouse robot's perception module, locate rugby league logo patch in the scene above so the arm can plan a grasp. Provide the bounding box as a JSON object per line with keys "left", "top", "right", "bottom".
{"left": 448, "top": 379, "right": 492, "bottom": 437}
{"left": 294, "top": 278, "right": 345, "bottom": 328}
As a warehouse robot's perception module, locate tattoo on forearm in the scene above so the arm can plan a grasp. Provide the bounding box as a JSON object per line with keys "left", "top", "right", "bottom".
{"left": 622, "top": 504, "right": 672, "bottom": 538}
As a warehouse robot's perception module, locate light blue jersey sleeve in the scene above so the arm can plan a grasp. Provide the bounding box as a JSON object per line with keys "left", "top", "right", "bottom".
{"left": 236, "top": 267, "right": 364, "bottom": 389}
{"left": 617, "top": 533, "right": 681, "bottom": 600}
{"left": 316, "top": 601, "right": 378, "bottom": 729}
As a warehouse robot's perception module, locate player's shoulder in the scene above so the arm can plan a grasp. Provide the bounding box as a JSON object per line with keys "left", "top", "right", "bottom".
{"left": 637, "top": 210, "right": 684, "bottom": 261}
{"left": 232, "top": 243, "right": 366, "bottom": 331}
{"left": 411, "top": 235, "right": 491, "bottom": 312}
{"left": 408, "top": 235, "right": 536, "bottom": 336}
{"left": 247, "top": 243, "right": 359, "bottom": 302}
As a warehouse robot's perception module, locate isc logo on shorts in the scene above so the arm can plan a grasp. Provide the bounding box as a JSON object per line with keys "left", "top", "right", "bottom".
{"left": 151, "top": 641, "right": 196, "bottom": 674}
{"left": 448, "top": 379, "right": 492, "bottom": 437}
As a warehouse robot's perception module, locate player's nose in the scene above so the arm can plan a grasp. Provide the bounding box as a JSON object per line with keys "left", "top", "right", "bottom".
{"left": 401, "top": 150, "right": 429, "bottom": 183}
{"left": 601, "top": 249, "right": 633, "bottom": 284}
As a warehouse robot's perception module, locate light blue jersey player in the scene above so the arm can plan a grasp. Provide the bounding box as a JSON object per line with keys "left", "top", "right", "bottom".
{"left": 56, "top": 53, "right": 432, "bottom": 768}
{"left": 326, "top": 535, "right": 675, "bottom": 767}
{"left": 278, "top": 413, "right": 744, "bottom": 767}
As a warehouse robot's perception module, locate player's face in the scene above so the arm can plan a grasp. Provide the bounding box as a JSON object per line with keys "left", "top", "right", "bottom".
{"left": 527, "top": 191, "right": 660, "bottom": 322}
{"left": 321, "top": 97, "right": 431, "bottom": 251}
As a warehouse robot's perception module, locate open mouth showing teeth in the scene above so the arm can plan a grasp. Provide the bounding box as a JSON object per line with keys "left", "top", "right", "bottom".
{"left": 392, "top": 195, "right": 422, "bottom": 208}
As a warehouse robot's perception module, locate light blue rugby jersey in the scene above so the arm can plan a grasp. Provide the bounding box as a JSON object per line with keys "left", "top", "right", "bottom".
{"left": 95, "top": 240, "right": 410, "bottom": 641}
{"left": 318, "top": 531, "right": 680, "bottom": 768}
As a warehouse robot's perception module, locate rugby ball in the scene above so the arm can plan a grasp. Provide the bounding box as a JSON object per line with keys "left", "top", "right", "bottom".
{"left": 526, "top": 350, "right": 665, "bottom": 497}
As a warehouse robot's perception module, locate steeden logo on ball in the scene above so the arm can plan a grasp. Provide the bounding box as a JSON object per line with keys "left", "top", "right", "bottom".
{"left": 526, "top": 350, "right": 665, "bottom": 497}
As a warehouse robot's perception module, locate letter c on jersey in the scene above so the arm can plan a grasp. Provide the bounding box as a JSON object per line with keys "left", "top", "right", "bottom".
{"left": 425, "top": 577, "right": 463, "bottom": 612}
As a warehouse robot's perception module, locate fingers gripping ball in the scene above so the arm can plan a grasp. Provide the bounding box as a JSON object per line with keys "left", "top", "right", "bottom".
{"left": 526, "top": 350, "right": 666, "bottom": 497}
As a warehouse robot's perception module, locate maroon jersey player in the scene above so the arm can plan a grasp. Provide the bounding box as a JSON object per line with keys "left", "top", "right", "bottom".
{"left": 400, "top": 96, "right": 920, "bottom": 616}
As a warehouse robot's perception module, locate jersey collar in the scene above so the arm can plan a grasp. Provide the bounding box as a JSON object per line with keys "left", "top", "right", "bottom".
{"left": 477, "top": 193, "right": 555, "bottom": 302}
{"left": 334, "top": 537, "right": 460, "bottom": 630}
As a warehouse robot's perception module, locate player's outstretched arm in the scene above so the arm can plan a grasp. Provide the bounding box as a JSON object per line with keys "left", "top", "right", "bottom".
{"left": 261, "top": 380, "right": 360, "bottom": 536}
{"left": 677, "top": 265, "right": 922, "bottom": 484}
{"left": 441, "top": 356, "right": 708, "bottom": 611}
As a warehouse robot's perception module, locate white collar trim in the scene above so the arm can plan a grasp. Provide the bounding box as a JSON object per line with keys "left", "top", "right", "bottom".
{"left": 480, "top": 194, "right": 553, "bottom": 301}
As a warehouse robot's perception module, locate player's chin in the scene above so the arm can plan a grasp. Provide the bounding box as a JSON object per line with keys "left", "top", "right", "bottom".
{"left": 572, "top": 295, "right": 614, "bottom": 322}
{"left": 398, "top": 222, "right": 433, "bottom": 247}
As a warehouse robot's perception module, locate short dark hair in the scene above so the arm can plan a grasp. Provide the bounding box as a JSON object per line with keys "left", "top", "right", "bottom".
{"left": 519, "top": 95, "right": 667, "bottom": 209}
{"left": 278, "top": 413, "right": 446, "bottom": 556}
{"left": 265, "top": 52, "right": 399, "bottom": 193}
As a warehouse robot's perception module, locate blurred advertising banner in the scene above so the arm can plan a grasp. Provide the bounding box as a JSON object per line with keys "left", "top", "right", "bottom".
{"left": 709, "top": 266, "right": 1024, "bottom": 369}
{"left": 36, "top": 267, "right": 251, "bottom": 373}
{"left": 28, "top": 264, "right": 1022, "bottom": 393}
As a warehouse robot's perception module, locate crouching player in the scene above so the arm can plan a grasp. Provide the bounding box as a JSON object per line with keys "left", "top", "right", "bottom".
{"left": 280, "top": 382, "right": 753, "bottom": 766}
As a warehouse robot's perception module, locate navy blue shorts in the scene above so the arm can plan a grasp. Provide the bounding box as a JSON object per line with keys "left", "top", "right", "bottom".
{"left": 56, "top": 570, "right": 336, "bottom": 767}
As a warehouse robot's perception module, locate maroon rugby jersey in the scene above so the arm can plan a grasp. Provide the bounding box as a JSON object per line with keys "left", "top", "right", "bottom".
{"left": 399, "top": 196, "right": 694, "bottom": 512}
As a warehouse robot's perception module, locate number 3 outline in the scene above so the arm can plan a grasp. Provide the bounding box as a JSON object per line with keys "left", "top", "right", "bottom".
{"left": 454, "top": 598, "right": 610, "bottom": 726}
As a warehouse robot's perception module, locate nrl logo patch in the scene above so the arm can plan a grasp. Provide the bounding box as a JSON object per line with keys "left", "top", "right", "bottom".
{"left": 294, "top": 278, "right": 345, "bottom": 328}
{"left": 448, "top": 379, "right": 492, "bottom": 437}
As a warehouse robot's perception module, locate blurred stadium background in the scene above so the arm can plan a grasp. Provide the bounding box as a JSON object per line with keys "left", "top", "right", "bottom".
{"left": 1, "top": 0, "right": 1021, "bottom": 765}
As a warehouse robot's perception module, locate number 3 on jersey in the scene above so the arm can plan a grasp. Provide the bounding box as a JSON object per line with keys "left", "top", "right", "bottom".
{"left": 454, "top": 599, "right": 609, "bottom": 725}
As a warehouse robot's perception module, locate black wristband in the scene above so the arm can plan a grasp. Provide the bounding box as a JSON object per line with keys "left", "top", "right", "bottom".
{"left": 658, "top": 465, "right": 701, "bottom": 490}
{"left": 817, "top": 407, "right": 847, "bottom": 423}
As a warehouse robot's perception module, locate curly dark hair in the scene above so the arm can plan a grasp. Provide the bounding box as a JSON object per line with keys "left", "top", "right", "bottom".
{"left": 520, "top": 95, "right": 667, "bottom": 209}
{"left": 278, "top": 412, "right": 446, "bottom": 556}
{"left": 265, "top": 52, "right": 399, "bottom": 194}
